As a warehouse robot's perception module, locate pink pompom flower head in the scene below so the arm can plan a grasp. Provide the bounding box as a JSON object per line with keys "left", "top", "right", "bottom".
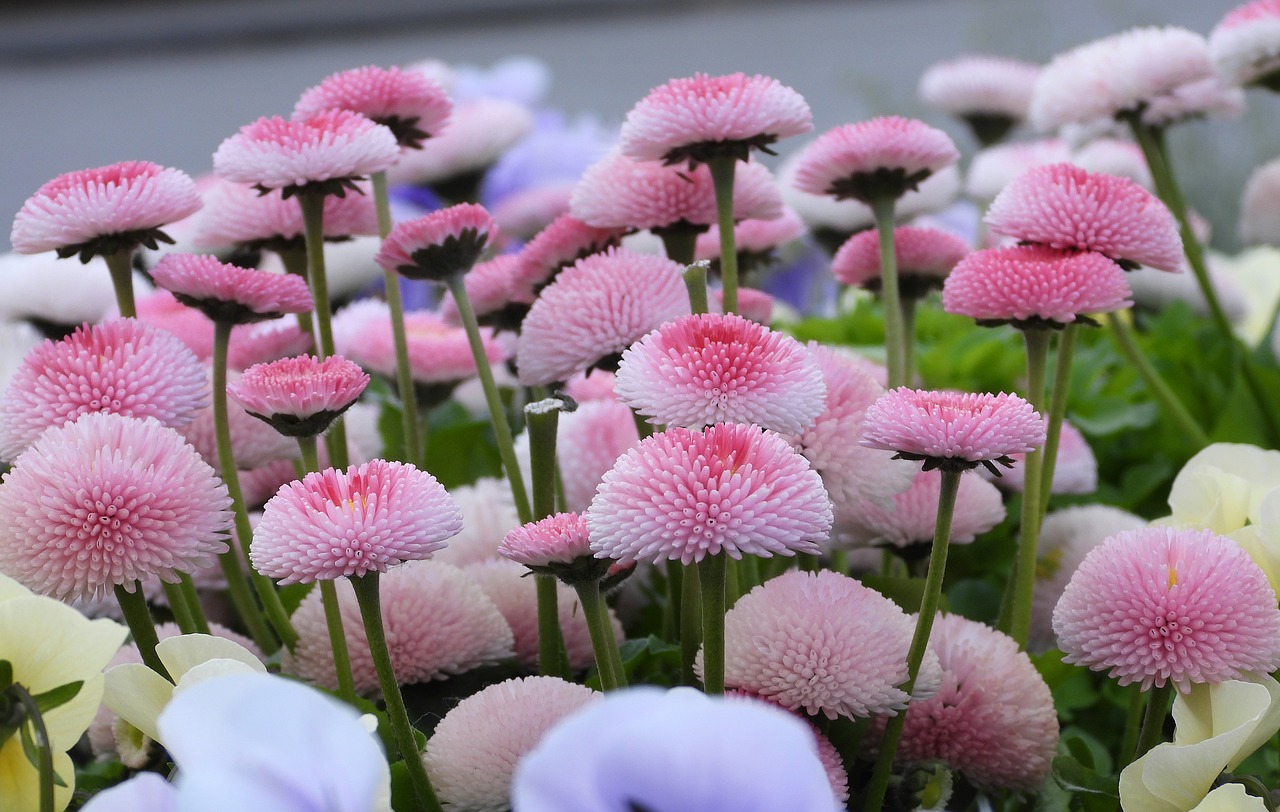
{"left": 862, "top": 388, "right": 1046, "bottom": 477}
{"left": 918, "top": 55, "right": 1041, "bottom": 146}
{"left": 619, "top": 72, "right": 812, "bottom": 167}
{"left": 151, "top": 253, "right": 314, "bottom": 325}
{"left": 293, "top": 64, "right": 453, "bottom": 150}
{"left": 831, "top": 225, "right": 969, "bottom": 298}
{"left": 1053, "top": 526, "right": 1280, "bottom": 692}
{"left": 227, "top": 354, "right": 369, "bottom": 438}
{"left": 251, "top": 458, "right": 462, "bottom": 584}
{"left": 11, "top": 161, "right": 202, "bottom": 262}
{"left": 1211, "top": 1, "right": 1280, "bottom": 90}
{"left": 510, "top": 213, "right": 627, "bottom": 306}
{"left": 193, "top": 177, "right": 378, "bottom": 254}
{"left": 374, "top": 203, "right": 496, "bottom": 282}
{"left": 792, "top": 116, "right": 960, "bottom": 204}
{"left": 498, "top": 511, "right": 611, "bottom": 586}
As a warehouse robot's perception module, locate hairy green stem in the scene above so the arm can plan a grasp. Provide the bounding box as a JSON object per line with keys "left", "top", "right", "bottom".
{"left": 298, "top": 191, "right": 350, "bottom": 470}
{"left": 684, "top": 262, "right": 710, "bottom": 315}
{"left": 103, "top": 249, "right": 136, "bottom": 319}
{"left": 160, "top": 580, "right": 201, "bottom": 636}
{"left": 1007, "top": 328, "right": 1051, "bottom": 648}
{"left": 708, "top": 155, "right": 739, "bottom": 314}
{"left": 697, "top": 555, "right": 728, "bottom": 694}
{"left": 1039, "top": 324, "right": 1078, "bottom": 501}
{"left": 527, "top": 399, "right": 569, "bottom": 677}
{"left": 871, "top": 196, "right": 906, "bottom": 388}
{"left": 114, "top": 583, "right": 170, "bottom": 680}
{"left": 574, "top": 581, "right": 626, "bottom": 690}
{"left": 1131, "top": 682, "right": 1174, "bottom": 765}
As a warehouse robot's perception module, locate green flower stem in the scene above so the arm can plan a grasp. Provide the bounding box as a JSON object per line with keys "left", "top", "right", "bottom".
{"left": 535, "top": 575, "right": 570, "bottom": 679}
{"left": 659, "top": 227, "right": 699, "bottom": 266}
{"left": 871, "top": 196, "right": 907, "bottom": 389}
{"left": 212, "top": 539, "right": 275, "bottom": 654}
{"left": 573, "top": 580, "right": 627, "bottom": 691}
{"left": 830, "top": 549, "right": 850, "bottom": 574}
{"left": 213, "top": 322, "right": 297, "bottom": 652}
{"left": 1039, "top": 324, "right": 1078, "bottom": 501}
{"left": 683, "top": 261, "right": 710, "bottom": 315}
{"left": 901, "top": 297, "right": 919, "bottom": 388}
{"left": 177, "top": 573, "right": 210, "bottom": 634}
{"left": 103, "top": 249, "right": 136, "bottom": 319}
{"left": 680, "top": 564, "right": 703, "bottom": 688}
{"left": 371, "top": 171, "right": 424, "bottom": 467}
{"left": 708, "top": 155, "right": 740, "bottom": 314}
{"left": 1132, "top": 682, "right": 1174, "bottom": 764}
{"left": 863, "top": 468, "right": 962, "bottom": 812}
{"left": 527, "top": 399, "right": 570, "bottom": 678}
{"left": 13, "top": 686, "right": 55, "bottom": 812}
{"left": 1007, "top": 327, "right": 1051, "bottom": 649}
{"left": 351, "top": 573, "right": 444, "bottom": 812}
{"left": 298, "top": 191, "right": 350, "bottom": 470}
{"left": 445, "top": 274, "right": 532, "bottom": 525}
{"left": 277, "top": 246, "right": 316, "bottom": 339}
{"left": 697, "top": 554, "right": 728, "bottom": 694}
{"left": 1106, "top": 312, "right": 1210, "bottom": 447}
{"left": 114, "top": 582, "right": 171, "bottom": 680}
{"left": 160, "top": 580, "right": 201, "bottom": 636}
{"left": 1120, "top": 684, "right": 1145, "bottom": 766}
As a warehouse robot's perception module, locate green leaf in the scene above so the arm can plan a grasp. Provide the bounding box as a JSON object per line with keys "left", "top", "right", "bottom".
{"left": 617, "top": 635, "right": 681, "bottom": 687}
{"left": 1051, "top": 753, "right": 1118, "bottom": 798}
{"left": 73, "top": 758, "right": 129, "bottom": 798}
{"left": 389, "top": 760, "right": 416, "bottom": 812}
{"left": 1060, "top": 726, "right": 1114, "bottom": 776}
{"left": 32, "top": 681, "right": 82, "bottom": 715}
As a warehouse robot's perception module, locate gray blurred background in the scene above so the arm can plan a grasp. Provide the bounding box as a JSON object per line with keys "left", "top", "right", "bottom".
{"left": 0, "top": 0, "right": 1269, "bottom": 250}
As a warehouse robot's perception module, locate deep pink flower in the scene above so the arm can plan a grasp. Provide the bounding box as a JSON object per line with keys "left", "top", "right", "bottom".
{"left": 896, "top": 614, "right": 1058, "bottom": 792}
{"left": 150, "top": 253, "right": 314, "bottom": 325}
{"left": 1210, "top": 1, "right": 1280, "bottom": 88}
{"left": 250, "top": 459, "right": 463, "bottom": 584}
{"left": 918, "top": 55, "right": 1040, "bottom": 143}
{"left": 942, "top": 244, "right": 1133, "bottom": 326}
{"left": 1055, "top": 527, "right": 1280, "bottom": 692}
{"left": 831, "top": 225, "right": 969, "bottom": 294}
{"left": 515, "top": 247, "right": 689, "bottom": 387}
{"left": 554, "top": 399, "right": 642, "bottom": 513}
{"left": 293, "top": 64, "right": 452, "bottom": 149}
{"left": 716, "top": 570, "right": 941, "bottom": 719}
{"left": 861, "top": 388, "right": 1046, "bottom": 475}
{"left": 213, "top": 110, "right": 399, "bottom": 196}
{"left": 0, "top": 412, "right": 232, "bottom": 601}
{"left": 0, "top": 318, "right": 207, "bottom": 461}
{"left": 850, "top": 469, "right": 1006, "bottom": 549}
{"left": 791, "top": 117, "right": 959, "bottom": 203}
{"left": 985, "top": 164, "right": 1183, "bottom": 271}
{"left": 619, "top": 73, "right": 812, "bottom": 167}
{"left": 192, "top": 177, "right": 378, "bottom": 251}
{"left": 374, "top": 203, "right": 496, "bottom": 281}
{"left": 587, "top": 422, "right": 832, "bottom": 565}
{"left": 226, "top": 319, "right": 314, "bottom": 372}
{"left": 386, "top": 98, "right": 533, "bottom": 187}
{"left": 509, "top": 214, "right": 626, "bottom": 305}
{"left": 227, "top": 354, "right": 369, "bottom": 438}
{"left": 615, "top": 312, "right": 826, "bottom": 434}
{"left": 11, "top": 161, "right": 202, "bottom": 261}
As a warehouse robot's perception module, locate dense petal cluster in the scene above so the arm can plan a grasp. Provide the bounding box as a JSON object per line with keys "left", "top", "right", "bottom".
{"left": 150, "top": 253, "right": 314, "bottom": 324}
{"left": 918, "top": 55, "right": 1040, "bottom": 124}
{"left": 498, "top": 512, "right": 592, "bottom": 568}
{"left": 792, "top": 117, "right": 959, "bottom": 203}
{"left": 1209, "top": 0, "right": 1280, "bottom": 87}
{"left": 374, "top": 203, "right": 497, "bottom": 281}
{"left": 293, "top": 64, "right": 452, "bottom": 148}
{"left": 386, "top": 98, "right": 533, "bottom": 186}
{"left": 510, "top": 214, "right": 626, "bottom": 305}
{"left": 227, "top": 354, "right": 369, "bottom": 437}
{"left": 193, "top": 178, "right": 377, "bottom": 250}
{"left": 226, "top": 319, "right": 314, "bottom": 371}
{"left": 851, "top": 469, "right": 1006, "bottom": 548}
{"left": 831, "top": 225, "right": 969, "bottom": 291}
{"left": 555, "top": 399, "right": 642, "bottom": 513}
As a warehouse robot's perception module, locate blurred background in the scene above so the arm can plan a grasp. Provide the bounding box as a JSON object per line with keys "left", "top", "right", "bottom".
{"left": 0, "top": 0, "right": 1269, "bottom": 250}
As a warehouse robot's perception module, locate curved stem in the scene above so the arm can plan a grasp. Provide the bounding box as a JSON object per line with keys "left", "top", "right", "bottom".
{"left": 871, "top": 197, "right": 906, "bottom": 389}
{"left": 114, "top": 583, "right": 170, "bottom": 680}
{"left": 1007, "top": 328, "right": 1051, "bottom": 648}
{"left": 13, "top": 686, "right": 55, "bottom": 812}
{"left": 1107, "top": 312, "right": 1210, "bottom": 447}
{"left": 372, "top": 171, "right": 423, "bottom": 466}
{"left": 103, "top": 249, "right": 136, "bottom": 319}
{"left": 1131, "top": 682, "right": 1174, "bottom": 764}
{"left": 573, "top": 581, "right": 626, "bottom": 690}
{"left": 708, "top": 155, "right": 739, "bottom": 314}
{"left": 697, "top": 554, "right": 727, "bottom": 694}
{"left": 1039, "top": 324, "right": 1078, "bottom": 501}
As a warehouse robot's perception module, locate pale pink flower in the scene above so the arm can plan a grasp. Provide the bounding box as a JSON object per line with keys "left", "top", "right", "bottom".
{"left": 694, "top": 207, "right": 805, "bottom": 263}
{"left": 1241, "top": 157, "right": 1280, "bottom": 246}
{"left": 554, "top": 400, "right": 640, "bottom": 513}
{"left": 385, "top": 98, "right": 533, "bottom": 187}
{"left": 850, "top": 469, "right": 1006, "bottom": 549}
{"left": 136, "top": 289, "right": 216, "bottom": 360}
{"left": 227, "top": 354, "right": 369, "bottom": 438}
{"left": 1210, "top": 1, "right": 1280, "bottom": 88}
{"left": 375, "top": 203, "right": 497, "bottom": 281}
{"left": 0, "top": 318, "right": 207, "bottom": 461}
{"left": 498, "top": 512, "right": 592, "bottom": 569}
{"left": 344, "top": 305, "right": 503, "bottom": 387}
{"left": 964, "top": 139, "right": 1071, "bottom": 202}
{"left": 509, "top": 214, "right": 626, "bottom": 305}
{"left": 587, "top": 422, "right": 832, "bottom": 565}
{"left": 179, "top": 375, "right": 300, "bottom": 471}
{"left": 993, "top": 419, "right": 1097, "bottom": 495}
{"left": 226, "top": 319, "right": 314, "bottom": 371}
{"left": 791, "top": 117, "right": 959, "bottom": 203}
{"left": 831, "top": 225, "right": 969, "bottom": 294}
{"left": 515, "top": 247, "right": 689, "bottom": 387}
{"left": 11, "top": 161, "right": 202, "bottom": 260}
{"left": 0, "top": 412, "right": 232, "bottom": 601}
{"left": 710, "top": 287, "right": 775, "bottom": 325}
{"left": 437, "top": 254, "right": 522, "bottom": 329}
{"left": 1072, "top": 138, "right": 1154, "bottom": 189}
{"left": 1141, "top": 77, "right": 1245, "bottom": 127}
{"left": 563, "top": 369, "right": 618, "bottom": 404}
{"left": 433, "top": 478, "right": 521, "bottom": 567}
{"left": 192, "top": 177, "right": 377, "bottom": 252}
{"left": 918, "top": 55, "right": 1041, "bottom": 143}
{"left": 150, "top": 253, "right": 314, "bottom": 325}
{"left": 619, "top": 73, "right": 812, "bottom": 166}
{"left": 615, "top": 312, "right": 826, "bottom": 434}
{"left": 293, "top": 64, "right": 452, "bottom": 149}
{"left": 1054, "top": 526, "right": 1280, "bottom": 691}
{"left": 250, "top": 459, "right": 463, "bottom": 584}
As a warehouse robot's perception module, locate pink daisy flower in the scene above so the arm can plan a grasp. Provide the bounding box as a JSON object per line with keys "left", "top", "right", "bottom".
{"left": 861, "top": 388, "right": 1046, "bottom": 476}
{"left": 179, "top": 376, "right": 300, "bottom": 471}
{"left": 895, "top": 614, "right": 1058, "bottom": 792}
{"left": 710, "top": 287, "right": 775, "bottom": 325}
{"left": 509, "top": 214, "right": 626, "bottom": 306}
{"left": 619, "top": 72, "right": 812, "bottom": 167}
{"left": 587, "top": 422, "right": 832, "bottom": 566}
{"left": 226, "top": 319, "right": 314, "bottom": 372}
{"left": 791, "top": 117, "right": 960, "bottom": 204}
{"left": 918, "top": 55, "right": 1041, "bottom": 145}
{"left": 227, "top": 354, "right": 369, "bottom": 438}
{"left": 942, "top": 244, "right": 1133, "bottom": 327}
{"left": 562, "top": 369, "right": 618, "bottom": 404}
{"left": 136, "top": 289, "right": 216, "bottom": 359}
{"left": 1241, "top": 157, "right": 1280, "bottom": 246}
{"left": 1210, "top": 1, "right": 1280, "bottom": 88}
{"left": 374, "top": 203, "right": 496, "bottom": 282}
{"left": 0, "top": 318, "right": 207, "bottom": 461}
{"left": 614, "top": 312, "right": 826, "bottom": 434}
{"left": 498, "top": 511, "right": 593, "bottom": 569}
{"left": 192, "top": 177, "right": 378, "bottom": 252}
{"left": 343, "top": 305, "right": 503, "bottom": 389}
{"left": 715, "top": 570, "right": 942, "bottom": 719}
{"left": 1054, "top": 526, "right": 1280, "bottom": 692}
{"left": 432, "top": 478, "right": 521, "bottom": 567}
{"left": 831, "top": 225, "right": 969, "bottom": 296}
{"left": 150, "top": 253, "right": 314, "bottom": 325}
{"left": 250, "top": 459, "right": 463, "bottom": 584}
{"left": 212, "top": 110, "right": 399, "bottom": 198}
{"left": 984, "top": 163, "right": 1183, "bottom": 271}
{"left": 515, "top": 247, "right": 689, "bottom": 387}
{"left": 555, "top": 399, "right": 641, "bottom": 514}
{"left": 0, "top": 412, "right": 232, "bottom": 601}
{"left": 288, "top": 560, "right": 512, "bottom": 695}
{"left": 993, "top": 419, "right": 1097, "bottom": 495}
{"left": 11, "top": 161, "right": 202, "bottom": 261}
{"left": 850, "top": 469, "right": 1006, "bottom": 549}
{"left": 385, "top": 98, "right": 533, "bottom": 189}
{"left": 293, "top": 64, "right": 452, "bottom": 149}
{"left": 437, "top": 254, "right": 522, "bottom": 330}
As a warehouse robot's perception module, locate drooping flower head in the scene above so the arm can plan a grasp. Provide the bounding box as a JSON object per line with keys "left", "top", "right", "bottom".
{"left": 150, "top": 253, "right": 314, "bottom": 325}
{"left": 615, "top": 312, "right": 826, "bottom": 434}
{"left": 510, "top": 214, "right": 627, "bottom": 305}
{"left": 374, "top": 203, "right": 496, "bottom": 282}
{"left": 1210, "top": 1, "right": 1280, "bottom": 89}
{"left": 293, "top": 64, "right": 453, "bottom": 149}
{"left": 588, "top": 422, "right": 832, "bottom": 566}
{"left": 918, "top": 55, "right": 1041, "bottom": 145}
{"left": 861, "top": 388, "right": 1045, "bottom": 476}
{"left": 984, "top": 163, "right": 1183, "bottom": 271}
{"left": 619, "top": 73, "right": 812, "bottom": 167}
{"left": 1054, "top": 526, "right": 1280, "bottom": 692}
{"left": 250, "top": 459, "right": 463, "bottom": 584}
{"left": 11, "top": 161, "right": 202, "bottom": 261}
{"left": 0, "top": 318, "right": 207, "bottom": 461}
{"left": 791, "top": 117, "right": 960, "bottom": 204}
{"left": 192, "top": 177, "right": 378, "bottom": 253}
{"left": 227, "top": 354, "right": 369, "bottom": 438}
{"left": 0, "top": 412, "right": 232, "bottom": 601}
{"left": 831, "top": 225, "right": 969, "bottom": 297}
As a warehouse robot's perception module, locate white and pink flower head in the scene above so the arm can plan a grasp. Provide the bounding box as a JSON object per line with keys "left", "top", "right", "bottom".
{"left": 510, "top": 213, "right": 627, "bottom": 305}
{"left": 587, "top": 422, "right": 832, "bottom": 566}
{"left": 851, "top": 469, "right": 1006, "bottom": 551}
{"left": 1210, "top": 1, "right": 1280, "bottom": 89}
{"left": 11, "top": 161, "right": 202, "bottom": 262}
{"left": 193, "top": 177, "right": 378, "bottom": 254}
{"left": 250, "top": 458, "right": 463, "bottom": 584}
{"left": 151, "top": 253, "right": 314, "bottom": 325}
{"left": 619, "top": 72, "right": 812, "bottom": 167}
{"left": 293, "top": 64, "right": 453, "bottom": 150}
{"left": 862, "top": 388, "right": 1046, "bottom": 477}
{"left": 344, "top": 306, "right": 502, "bottom": 401}
{"left": 615, "top": 312, "right": 826, "bottom": 434}
{"left": 919, "top": 54, "right": 1041, "bottom": 145}
{"left": 1053, "top": 526, "right": 1280, "bottom": 692}
{"left": 792, "top": 117, "right": 960, "bottom": 204}
{"left": 984, "top": 163, "right": 1183, "bottom": 271}
{"left": 437, "top": 253, "right": 523, "bottom": 331}
{"left": 498, "top": 511, "right": 611, "bottom": 586}
{"left": 832, "top": 225, "right": 969, "bottom": 297}
{"left": 375, "top": 203, "right": 496, "bottom": 282}
{"left": 554, "top": 399, "right": 641, "bottom": 513}
{"left": 226, "top": 319, "right": 314, "bottom": 371}
{"left": 228, "top": 354, "right": 369, "bottom": 439}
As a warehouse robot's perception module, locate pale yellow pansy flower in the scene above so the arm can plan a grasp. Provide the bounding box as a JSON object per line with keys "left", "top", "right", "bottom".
{"left": 1188, "top": 783, "right": 1268, "bottom": 812}
{"left": 1119, "top": 674, "right": 1280, "bottom": 812}
{"left": 0, "top": 573, "right": 127, "bottom": 812}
